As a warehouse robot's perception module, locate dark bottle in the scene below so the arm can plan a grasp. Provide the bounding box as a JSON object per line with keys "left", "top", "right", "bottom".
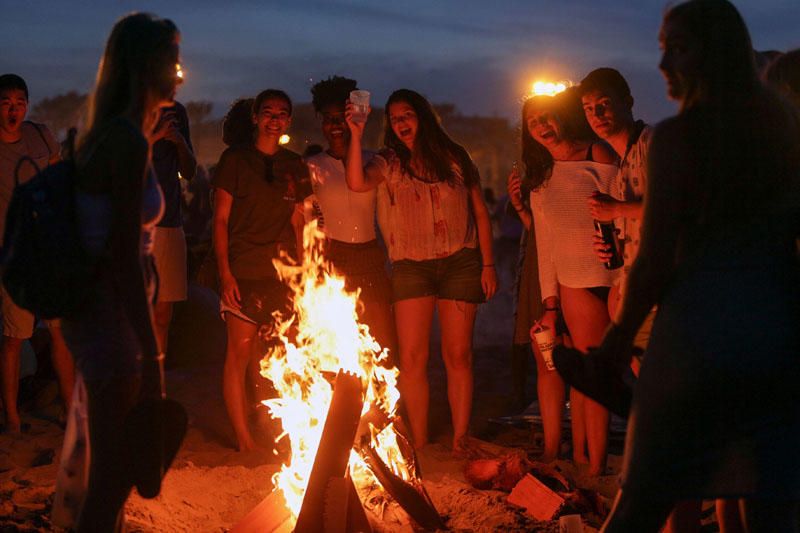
{"left": 594, "top": 220, "right": 624, "bottom": 270}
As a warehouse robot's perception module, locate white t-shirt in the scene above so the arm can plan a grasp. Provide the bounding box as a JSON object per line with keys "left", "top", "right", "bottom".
{"left": 305, "top": 150, "right": 377, "bottom": 243}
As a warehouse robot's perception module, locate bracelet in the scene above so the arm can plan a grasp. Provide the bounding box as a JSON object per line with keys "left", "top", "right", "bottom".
{"left": 544, "top": 306, "right": 559, "bottom": 312}
{"left": 482, "top": 263, "right": 495, "bottom": 268}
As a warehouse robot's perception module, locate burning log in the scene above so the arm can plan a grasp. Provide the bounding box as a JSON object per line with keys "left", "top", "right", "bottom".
{"left": 230, "top": 490, "right": 293, "bottom": 533}
{"left": 361, "top": 445, "right": 445, "bottom": 530}
{"left": 295, "top": 371, "right": 365, "bottom": 533}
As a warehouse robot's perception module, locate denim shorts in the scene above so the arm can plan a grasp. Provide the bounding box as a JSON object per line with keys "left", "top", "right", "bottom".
{"left": 391, "top": 247, "right": 484, "bottom": 303}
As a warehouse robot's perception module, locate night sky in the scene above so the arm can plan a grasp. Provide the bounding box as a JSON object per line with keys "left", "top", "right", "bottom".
{"left": 5, "top": 0, "right": 800, "bottom": 123}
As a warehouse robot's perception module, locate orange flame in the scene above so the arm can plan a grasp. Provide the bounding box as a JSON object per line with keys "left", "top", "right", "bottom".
{"left": 260, "top": 221, "right": 411, "bottom": 520}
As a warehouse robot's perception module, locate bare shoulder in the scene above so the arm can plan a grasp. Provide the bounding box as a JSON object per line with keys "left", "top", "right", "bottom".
{"left": 591, "top": 141, "right": 618, "bottom": 165}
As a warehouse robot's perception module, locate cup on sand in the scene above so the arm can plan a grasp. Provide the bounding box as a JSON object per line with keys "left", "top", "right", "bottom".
{"left": 531, "top": 323, "right": 556, "bottom": 371}
{"left": 349, "top": 90, "right": 370, "bottom": 123}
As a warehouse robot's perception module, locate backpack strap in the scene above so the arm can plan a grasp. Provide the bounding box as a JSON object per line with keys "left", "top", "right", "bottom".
{"left": 27, "top": 121, "right": 50, "bottom": 155}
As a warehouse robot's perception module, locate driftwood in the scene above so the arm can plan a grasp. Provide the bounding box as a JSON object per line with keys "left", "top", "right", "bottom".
{"left": 230, "top": 490, "right": 293, "bottom": 533}
{"left": 361, "top": 445, "right": 445, "bottom": 530}
{"left": 295, "top": 371, "right": 365, "bottom": 533}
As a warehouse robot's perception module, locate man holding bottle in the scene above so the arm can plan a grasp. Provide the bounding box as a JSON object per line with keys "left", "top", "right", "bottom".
{"left": 578, "top": 68, "right": 653, "bottom": 349}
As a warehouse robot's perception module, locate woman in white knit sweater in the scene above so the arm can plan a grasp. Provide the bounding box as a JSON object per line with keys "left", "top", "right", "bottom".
{"left": 508, "top": 88, "right": 618, "bottom": 475}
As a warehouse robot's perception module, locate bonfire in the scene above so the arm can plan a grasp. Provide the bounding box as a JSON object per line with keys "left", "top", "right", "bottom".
{"left": 241, "top": 221, "right": 440, "bottom": 532}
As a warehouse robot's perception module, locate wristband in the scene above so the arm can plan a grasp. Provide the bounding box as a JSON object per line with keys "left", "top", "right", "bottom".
{"left": 544, "top": 306, "right": 559, "bottom": 312}
{"left": 482, "top": 263, "right": 495, "bottom": 268}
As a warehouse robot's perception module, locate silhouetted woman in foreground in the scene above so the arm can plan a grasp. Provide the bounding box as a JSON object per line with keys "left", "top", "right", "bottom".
{"left": 595, "top": 1, "right": 800, "bottom": 530}
{"left": 55, "top": 13, "right": 180, "bottom": 531}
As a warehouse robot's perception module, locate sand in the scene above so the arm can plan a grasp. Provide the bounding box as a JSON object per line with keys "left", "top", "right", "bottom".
{"left": 1, "top": 282, "right": 619, "bottom": 532}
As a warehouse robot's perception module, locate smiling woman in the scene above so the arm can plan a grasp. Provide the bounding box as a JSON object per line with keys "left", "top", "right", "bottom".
{"left": 509, "top": 88, "right": 618, "bottom": 475}
{"left": 343, "top": 88, "right": 498, "bottom": 456}
{"left": 212, "top": 89, "right": 312, "bottom": 453}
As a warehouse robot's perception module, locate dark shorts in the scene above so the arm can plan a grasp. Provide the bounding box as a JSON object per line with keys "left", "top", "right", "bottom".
{"left": 391, "top": 247, "right": 484, "bottom": 304}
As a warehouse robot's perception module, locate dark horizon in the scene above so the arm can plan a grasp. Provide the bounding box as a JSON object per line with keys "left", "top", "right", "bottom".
{"left": 6, "top": 1, "right": 799, "bottom": 125}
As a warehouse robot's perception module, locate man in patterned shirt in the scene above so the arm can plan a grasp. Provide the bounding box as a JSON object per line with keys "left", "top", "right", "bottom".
{"left": 579, "top": 68, "right": 654, "bottom": 364}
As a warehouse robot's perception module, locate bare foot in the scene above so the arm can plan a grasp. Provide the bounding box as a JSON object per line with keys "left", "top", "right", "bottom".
{"left": 453, "top": 436, "right": 491, "bottom": 460}
{"left": 236, "top": 434, "right": 259, "bottom": 452}
{"left": 538, "top": 452, "right": 557, "bottom": 463}
{"left": 573, "top": 453, "right": 589, "bottom": 465}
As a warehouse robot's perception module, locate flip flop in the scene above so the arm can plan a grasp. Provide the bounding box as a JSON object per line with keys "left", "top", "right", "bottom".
{"left": 552, "top": 345, "right": 633, "bottom": 418}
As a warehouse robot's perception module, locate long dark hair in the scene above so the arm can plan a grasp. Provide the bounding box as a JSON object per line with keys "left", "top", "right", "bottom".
{"left": 222, "top": 97, "right": 255, "bottom": 147}
{"left": 79, "top": 13, "right": 178, "bottom": 154}
{"left": 662, "top": 0, "right": 800, "bottom": 230}
{"left": 664, "top": 0, "right": 757, "bottom": 111}
{"left": 383, "top": 89, "right": 477, "bottom": 187}
{"left": 520, "top": 87, "right": 596, "bottom": 191}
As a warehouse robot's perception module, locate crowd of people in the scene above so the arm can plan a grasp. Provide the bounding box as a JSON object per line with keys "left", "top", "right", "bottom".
{"left": 0, "top": 0, "right": 798, "bottom": 531}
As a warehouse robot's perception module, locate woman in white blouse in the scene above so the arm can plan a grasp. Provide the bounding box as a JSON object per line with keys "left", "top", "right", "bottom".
{"left": 344, "top": 89, "right": 497, "bottom": 455}
{"left": 508, "top": 88, "right": 618, "bottom": 475}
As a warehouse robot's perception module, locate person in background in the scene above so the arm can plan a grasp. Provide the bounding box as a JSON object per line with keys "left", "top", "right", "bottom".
{"left": 150, "top": 101, "right": 196, "bottom": 356}
{"left": 508, "top": 88, "right": 618, "bottom": 473}
{"left": 0, "top": 73, "right": 74, "bottom": 433}
{"left": 345, "top": 89, "right": 497, "bottom": 455}
{"left": 306, "top": 76, "right": 397, "bottom": 359}
{"left": 212, "top": 89, "right": 311, "bottom": 452}
{"left": 55, "top": 13, "right": 180, "bottom": 530}
{"left": 766, "top": 48, "right": 800, "bottom": 108}
{"left": 594, "top": 1, "right": 800, "bottom": 530}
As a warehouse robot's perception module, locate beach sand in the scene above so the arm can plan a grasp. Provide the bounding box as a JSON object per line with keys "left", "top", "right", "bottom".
{"left": 1, "top": 282, "right": 627, "bottom": 532}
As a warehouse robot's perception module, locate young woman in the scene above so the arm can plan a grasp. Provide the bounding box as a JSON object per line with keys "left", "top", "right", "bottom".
{"left": 306, "top": 76, "right": 397, "bottom": 359}
{"left": 596, "top": 1, "right": 800, "bottom": 530}
{"left": 212, "top": 89, "right": 310, "bottom": 452}
{"left": 345, "top": 89, "right": 497, "bottom": 454}
{"left": 55, "top": 13, "right": 180, "bottom": 531}
{"left": 508, "top": 88, "right": 618, "bottom": 474}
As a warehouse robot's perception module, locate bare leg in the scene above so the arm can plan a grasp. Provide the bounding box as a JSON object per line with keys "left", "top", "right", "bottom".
{"left": 602, "top": 489, "right": 675, "bottom": 533}
{"left": 152, "top": 301, "right": 174, "bottom": 355}
{"left": 561, "top": 285, "right": 611, "bottom": 475}
{"left": 48, "top": 325, "right": 75, "bottom": 412}
{"left": 531, "top": 339, "right": 565, "bottom": 462}
{"left": 664, "top": 500, "right": 702, "bottom": 533}
{"left": 717, "top": 498, "right": 746, "bottom": 533}
{"left": 394, "top": 296, "right": 436, "bottom": 448}
{"left": 78, "top": 375, "right": 139, "bottom": 533}
{"left": 570, "top": 388, "right": 588, "bottom": 465}
{"left": 438, "top": 299, "right": 477, "bottom": 448}
{"left": 222, "top": 314, "right": 259, "bottom": 451}
{"left": 740, "top": 498, "right": 799, "bottom": 533}
{"left": 1, "top": 336, "right": 24, "bottom": 432}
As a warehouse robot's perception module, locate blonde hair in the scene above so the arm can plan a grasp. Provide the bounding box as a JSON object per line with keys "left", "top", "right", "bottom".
{"left": 80, "top": 13, "right": 177, "bottom": 153}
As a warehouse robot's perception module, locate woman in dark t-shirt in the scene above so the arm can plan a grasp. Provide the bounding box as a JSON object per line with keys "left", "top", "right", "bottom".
{"left": 212, "top": 89, "right": 310, "bottom": 452}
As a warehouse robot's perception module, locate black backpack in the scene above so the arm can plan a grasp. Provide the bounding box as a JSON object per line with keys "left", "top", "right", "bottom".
{"left": 2, "top": 127, "right": 94, "bottom": 319}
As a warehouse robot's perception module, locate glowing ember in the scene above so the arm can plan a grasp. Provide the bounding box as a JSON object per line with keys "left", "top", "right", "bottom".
{"left": 260, "top": 221, "right": 413, "bottom": 521}
{"left": 531, "top": 80, "right": 569, "bottom": 96}
{"left": 278, "top": 134, "right": 291, "bottom": 145}
{"left": 176, "top": 63, "right": 184, "bottom": 80}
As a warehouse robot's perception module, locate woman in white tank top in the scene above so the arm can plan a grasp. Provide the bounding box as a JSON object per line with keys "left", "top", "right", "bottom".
{"left": 508, "top": 89, "right": 618, "bottom": 476}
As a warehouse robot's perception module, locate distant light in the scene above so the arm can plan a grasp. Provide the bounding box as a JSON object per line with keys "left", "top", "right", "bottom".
{"left": 532, "top": 80, "right": 569, "bottom": 97}
{"left": 176, "top": 63, "right": 184, "bottom": 80}
{"left": 279, "top": 134, "right": 291, "bottom": 145}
